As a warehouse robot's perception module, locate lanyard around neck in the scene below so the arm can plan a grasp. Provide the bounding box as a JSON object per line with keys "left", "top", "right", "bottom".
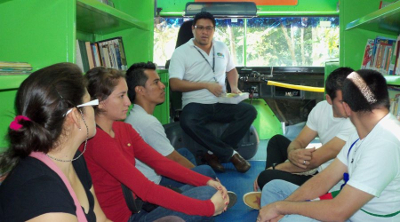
{"left": 194, "top": 45, "right": 215, "bottom": 74}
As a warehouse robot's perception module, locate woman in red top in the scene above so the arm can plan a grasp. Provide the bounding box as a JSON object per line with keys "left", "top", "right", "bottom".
{"left": 82, "top": 67, "right": 230, "bottom": 222}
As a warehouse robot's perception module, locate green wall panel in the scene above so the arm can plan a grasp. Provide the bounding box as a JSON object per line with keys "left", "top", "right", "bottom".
{"left": 0, "top": 0, "right": 154, "bottom": 153}
{"left": 244, "top": 99, "right": 282, "bottom": 140}
{"left": 0, "top": 0, "right": 75, "bottom": 70}
{"left": 0, "top": 90, "right": 18, "bottom": 151}
{"left": 117, "top": 0, "right": 155, "bottom": 63}
{"left": 339, "top": 0, "right": 399, "bottom": 69}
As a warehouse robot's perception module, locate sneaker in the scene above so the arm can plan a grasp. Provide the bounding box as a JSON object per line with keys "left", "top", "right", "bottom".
{"left": 243, "top": 191, "right": 261, "bottom": 210}
{"left": 227, "top": 191, "right": 237, "bottom": 210}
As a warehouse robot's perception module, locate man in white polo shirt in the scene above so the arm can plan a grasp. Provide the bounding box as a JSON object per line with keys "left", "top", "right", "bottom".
{"left": 169, "top": 12, "right": 257, "bottom": 173}
{"left": 258, "top": 69, "right": 400, "bottom": 222}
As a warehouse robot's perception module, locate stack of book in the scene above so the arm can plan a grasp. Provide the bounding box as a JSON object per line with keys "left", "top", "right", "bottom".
{"left": 361, "top": 34, "right": 400, "bottom": 75}
{"left": 0, "top": 61, "right": 32, "bottom": 75}
{"left": 76, "top": 37, "right": 127, "bottom": 73}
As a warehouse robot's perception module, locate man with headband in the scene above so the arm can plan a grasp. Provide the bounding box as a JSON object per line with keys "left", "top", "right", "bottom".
{"left": 257, "top": 69, "right": 400, "bottom": 222}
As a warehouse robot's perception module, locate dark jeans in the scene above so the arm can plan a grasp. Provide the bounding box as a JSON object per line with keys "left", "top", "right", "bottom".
{"left": 159, "top": 165, "right": 216, "bottom": 189}
{"left": 129, "top": 186, "right": 215, "bottom": 222}
{"left": 128, "top": 153, "right": 217, "bottom": 222}
{"left": 180, "top": 102, "right": 257, "bottom": 162}
{"left": 257, "top": 135, "right": 313, "bottom": 189}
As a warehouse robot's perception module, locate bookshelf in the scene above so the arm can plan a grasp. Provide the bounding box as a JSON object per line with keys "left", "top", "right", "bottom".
{"left": 77, "top": 0, "right": 148, "bottom": 34}
{"left": 345, "top": 1, "right": 400, "bottom": 35}
{"left": 0, "top": 0, "right": 154, "bottom": 151}
{"left": 340, "top": 0, "right": 400, "bottom": 86}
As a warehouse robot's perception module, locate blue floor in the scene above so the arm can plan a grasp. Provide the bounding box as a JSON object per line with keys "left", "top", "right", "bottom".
{"left": 213, "top": 139, "right": 268, "bottom": 222}
{"left": 214, "top": 160, "right": 266, "bottom": 222}
{"left": 213, "top": 123, "right": 306, "bottom": 221}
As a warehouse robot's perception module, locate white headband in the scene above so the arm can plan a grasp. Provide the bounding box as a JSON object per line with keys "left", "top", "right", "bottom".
{"left": 347, "top": 72, "right": 377, "bottom": 104}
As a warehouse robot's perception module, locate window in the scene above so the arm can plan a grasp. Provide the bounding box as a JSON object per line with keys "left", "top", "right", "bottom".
{"left": 153, "top": 16, "right": 339, "bottom": 67}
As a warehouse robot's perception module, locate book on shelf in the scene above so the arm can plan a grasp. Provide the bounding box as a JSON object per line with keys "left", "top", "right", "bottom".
{"left": 379, "top": 0, "right": 399, "bottom": 9}
{"left": 361, "top": 36, "right": 399, "bottom": 75}
{"left": 85, "top": 41, "right": 95, "bottom": 69}
{"left": 392, "top": 35, "right": 400, "bottom": 75}
{"left": 97, "top": 37, "right": 127, "bottom": 70}
{"left": 0, "top": 61, "right": 32, "bottom": 75}
{"left": 75, "top": 37, "right": 127, "bottom": 72}
{"left": 361, "top": 39, "right": 374, "bottom": 69}
{"left": 217, "top": 92, "right": 249, "bottom": 104}
{"left": 390, "top": 93, "right": 400, "bottom": 121}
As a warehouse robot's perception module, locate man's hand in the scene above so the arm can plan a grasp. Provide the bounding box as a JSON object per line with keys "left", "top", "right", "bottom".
{"left": 258, "top": 202, "right": 282, "bottom": 222}
{"left": 207, "top": 83, "right": 224, "bottom": 96}
{"left": 288, "top": 148, "right": 315, "bottom": 169}
{"left": 230, "top": 86, "right": 242, "bottom": 94}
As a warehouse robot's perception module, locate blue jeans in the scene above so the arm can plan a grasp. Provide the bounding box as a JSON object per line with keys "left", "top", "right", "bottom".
{"left": 176, "top": 147, "right": 197, "bottom": 166}
{"left": 128, "top": 154, "right": 217, "bottom": 222}
{"left": 261, "top": 180, "right": 320, "bottom": 222}
{"left": 128, "top": 185, "right": 215, "bottom": 222}
{"left": 159, "top": 165, "right": 216, "bottom": 189}
{"left": 180, "top": 102, "right": 257, "bottom": 162}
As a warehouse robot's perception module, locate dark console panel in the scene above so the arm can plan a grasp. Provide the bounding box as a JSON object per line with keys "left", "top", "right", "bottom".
{"left": 234, "top": 67, "right": 325, "bottom": 124}
{"left": 236, "top": 66, "right": 324, "bottom": 100}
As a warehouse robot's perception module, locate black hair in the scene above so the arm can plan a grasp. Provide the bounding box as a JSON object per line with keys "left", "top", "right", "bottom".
{"left": 193, "top": 11, "right": 216, "bottom": 28}
{"left": 2, "top": 63, "right": 86, "bottom": 172}
{"left": 85, "top": 67, "right": 125, "bottom": 114}
{"left": 343, "top": 69, "right": 389, "bottom": 112}
{"left": 126, "top": 62, "right": 156, "bottom": 102}
{"left": 325, "top": 67, "right": 354, "bottom": 100}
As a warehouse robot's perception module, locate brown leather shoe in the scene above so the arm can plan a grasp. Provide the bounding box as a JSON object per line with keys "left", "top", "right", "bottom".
{"left": 205, "top": 153, "right": 225, "bottom": 172}
{"left": 230, "top": 153, "right": 251, "bottom": 173}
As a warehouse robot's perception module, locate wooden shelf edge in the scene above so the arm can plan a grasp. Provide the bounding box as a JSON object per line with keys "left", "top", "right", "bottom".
{"left": 345, "top": 1, "right": 400, "bottom": 31}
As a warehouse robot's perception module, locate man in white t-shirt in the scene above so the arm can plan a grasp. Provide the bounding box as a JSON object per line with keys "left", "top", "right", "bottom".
{"left": 169, "top": 12, "right": 257, "bottom": 173}
{"left": 258, "top": 69, "right": 400, "bottom": 222}
{"left": 251, "top": 67, "right": 355, "bottom": 193}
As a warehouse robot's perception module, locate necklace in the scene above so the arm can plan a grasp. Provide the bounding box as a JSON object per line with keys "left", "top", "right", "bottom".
{"left": 46, "top": 109, "right": 88, "bottom": 162}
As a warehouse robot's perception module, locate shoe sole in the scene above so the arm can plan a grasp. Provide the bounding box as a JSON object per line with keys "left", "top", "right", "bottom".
{"left": 243, "top": 191, "right": 261, "bottom": 210}
{"left": 227, "top": 191, "right": 237, "bottom": 210}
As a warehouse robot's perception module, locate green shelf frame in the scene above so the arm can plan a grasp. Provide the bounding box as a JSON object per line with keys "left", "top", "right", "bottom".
{"left": 384, "top": 75, "right": 400, "bottom": 86}
{"left": 0, "top": 0, "right": 11, "bottom": 4}
{"left": 77, "top": 0, "right": 149, "bottom": 34}
{"left": 0, "top": 75, "right": 29, "bottom": 90}
{"left": 345, "top": 1, "right": 400, "bottom": 35}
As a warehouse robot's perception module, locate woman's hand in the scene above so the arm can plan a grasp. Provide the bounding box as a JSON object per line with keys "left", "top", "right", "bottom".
{"left": 207, "top": 180, "right": 230, "bottom": 215}
{"left": 210, "top": 190, "right": 228, "bottom": 216}
{"left": 207, "top": 179, "right": 228, "bottom": 199}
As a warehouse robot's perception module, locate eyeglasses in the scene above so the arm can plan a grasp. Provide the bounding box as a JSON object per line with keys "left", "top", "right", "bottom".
{"left": 65, "top": 99, "right": 99, "bottom": 116}
{"left": 194, "top": 25, "right": 214, "bottom": 32}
